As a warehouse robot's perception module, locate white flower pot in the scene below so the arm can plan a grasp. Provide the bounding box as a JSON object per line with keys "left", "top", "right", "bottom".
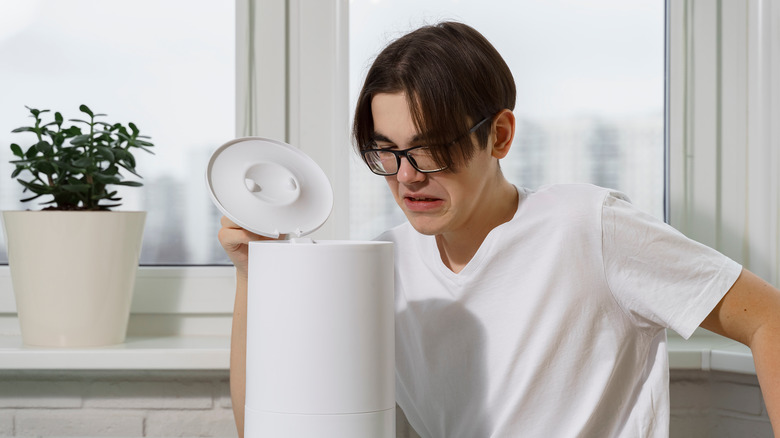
{"left": 1, "top": 211, "right": 145, "bottom": 347}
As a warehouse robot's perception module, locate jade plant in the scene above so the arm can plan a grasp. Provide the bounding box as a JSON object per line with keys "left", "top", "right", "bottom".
{"left": 9, "top": 105, "right": 154, "bottom": 210}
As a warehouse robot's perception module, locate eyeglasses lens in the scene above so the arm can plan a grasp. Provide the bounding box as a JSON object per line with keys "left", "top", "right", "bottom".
{"left": 407, "top": 148, "right": 437, "bottom": 171}
{"left": 364, "top": 150, "right": 397, "bottom": 175}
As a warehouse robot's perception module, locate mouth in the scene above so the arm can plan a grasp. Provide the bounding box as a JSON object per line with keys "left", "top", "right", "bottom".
{"left": 402, "top": 194, "right": 443, "bottom": 212}
{"left": 406, "top": 195, "right": 439, "bottom": 202}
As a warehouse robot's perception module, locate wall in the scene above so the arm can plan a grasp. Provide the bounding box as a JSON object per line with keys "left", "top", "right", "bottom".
{"left": 0, "top": 369, "right": 771, "bottom": 438}
{"left": 0, "top": 371, "right": 236, "bottom": 437}
{"left": 670, "top": 370, "right": 773, "bottom": 438}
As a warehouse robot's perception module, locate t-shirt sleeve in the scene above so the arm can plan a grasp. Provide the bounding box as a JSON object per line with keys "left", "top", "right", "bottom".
{"left": 601, "top": 192, "right": 742, "bottom": 339}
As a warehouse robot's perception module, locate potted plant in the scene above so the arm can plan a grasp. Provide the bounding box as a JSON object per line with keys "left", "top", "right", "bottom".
{"left": 1, "top": 105, "right": 153, "bottom": 347}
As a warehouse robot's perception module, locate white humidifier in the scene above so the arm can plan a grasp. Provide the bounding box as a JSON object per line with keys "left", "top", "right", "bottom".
{"left": 207, "top": 137, "right": 395, "bottom": 438}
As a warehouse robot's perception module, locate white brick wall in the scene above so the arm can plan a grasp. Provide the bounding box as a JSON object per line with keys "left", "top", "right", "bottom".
{"left": 15, "top": 410, "right": 145, "bottom": 436}
{"left": 0, "top": 371, "right": 236, "bottom": 438}
{"left": 0, "top": 370, "right": 772, "bottom": 437}
{"left": 0, "top": 412, "right": 13, "bottom": 437}
{"left": 670, "top": 370, "right": 773, "bottom": 438}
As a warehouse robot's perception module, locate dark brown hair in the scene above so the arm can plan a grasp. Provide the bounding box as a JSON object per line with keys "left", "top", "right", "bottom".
{"left": 353, "top": 21, "right": 516, "bottom": 171}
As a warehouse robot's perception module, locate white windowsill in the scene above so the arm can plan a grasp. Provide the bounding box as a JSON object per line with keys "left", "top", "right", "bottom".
{"left": 666, "top": 330, "right": 755, "bottom": 375}
{"left": 0, "top": 331, "right": 754, "bottom": 374}
{"left": 0, "top": 335, "right": 230, "bottom": 370}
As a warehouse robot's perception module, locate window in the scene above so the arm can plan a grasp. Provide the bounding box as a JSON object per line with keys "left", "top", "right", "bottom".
{"left": 348, "top": 0, "right": 665, "bottom": 240}
{"left": 1, "top": 1, "right": 666, "bottom": 263}
{"left": 0, "top": 0, "right": 234, "bottom": 265}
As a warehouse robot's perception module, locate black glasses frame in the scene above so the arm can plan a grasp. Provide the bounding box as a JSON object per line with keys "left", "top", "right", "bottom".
{"left": 361, "top": 116, "right": 492, "bottom": 176}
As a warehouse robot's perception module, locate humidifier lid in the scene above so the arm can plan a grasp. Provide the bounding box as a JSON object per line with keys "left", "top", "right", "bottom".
{"left": 206, "top": 137, "right": 333, "bottom": 238}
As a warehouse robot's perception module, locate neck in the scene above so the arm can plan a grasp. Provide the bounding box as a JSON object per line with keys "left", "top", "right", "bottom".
{"left": 436, "top": 178, "right": 518, "bottom": 273}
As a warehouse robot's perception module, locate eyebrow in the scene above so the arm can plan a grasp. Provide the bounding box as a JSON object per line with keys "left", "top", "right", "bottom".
{"left": 371, "top": 131, "right": 425, "bottom": 145}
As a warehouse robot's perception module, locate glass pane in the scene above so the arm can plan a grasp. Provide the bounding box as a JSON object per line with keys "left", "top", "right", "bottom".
{"left": 349, "top": 0, "right": 665, "bottom": 240}
{"left": 0, "top": 0, "right": 234, "bottom": 265}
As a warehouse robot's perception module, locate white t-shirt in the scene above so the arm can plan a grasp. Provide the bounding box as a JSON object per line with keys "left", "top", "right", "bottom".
{"left": 378, "top": 184, "right": 742, "bottom": 438}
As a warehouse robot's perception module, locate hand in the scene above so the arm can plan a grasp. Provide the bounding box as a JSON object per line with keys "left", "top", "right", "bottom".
{"left": 217, "top": 216, "right": 279, "bottom": 278}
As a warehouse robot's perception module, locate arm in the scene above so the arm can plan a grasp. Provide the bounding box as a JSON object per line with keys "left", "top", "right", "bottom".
{"left": 229, "top": 273, "right": 248, "bottom": 438}
{"left": 700, "top": 268, "right": 780, "bottom": 436}
{"left": 218, "top": 216, "right": 275, "bottom": 438}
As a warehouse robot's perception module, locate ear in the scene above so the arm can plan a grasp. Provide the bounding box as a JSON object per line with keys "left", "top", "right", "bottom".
{"left": 490, "top": 109, "right": 515, "bottom": 159}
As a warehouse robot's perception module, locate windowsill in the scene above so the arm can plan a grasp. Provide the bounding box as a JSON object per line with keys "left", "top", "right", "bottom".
{"left": 667, "top": 330, "right": 755, "bottom": 375}
{"left": 0, "top": 335, "right": 229, "bottom": 370}
{"left": 0, "top": 331, "right": 754, "bottom": 374}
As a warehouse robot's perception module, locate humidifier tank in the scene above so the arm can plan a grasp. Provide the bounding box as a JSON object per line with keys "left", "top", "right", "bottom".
{"left": 245, "top": 239, "right": 395, "bottom": 437}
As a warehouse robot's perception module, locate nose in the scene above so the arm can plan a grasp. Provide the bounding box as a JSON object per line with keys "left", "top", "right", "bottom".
{"left": 395, "top": 156, "right": 426, "bottom": 184}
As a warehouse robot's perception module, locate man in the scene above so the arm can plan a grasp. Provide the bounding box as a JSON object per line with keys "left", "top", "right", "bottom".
{"left": 219, "top": 21, "right": 780, "bottom": 437}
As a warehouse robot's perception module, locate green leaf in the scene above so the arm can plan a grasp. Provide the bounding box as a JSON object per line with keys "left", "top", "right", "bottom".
{"left": 112, "top": 148, "right": 129, "bottom": 160}
{"left": 73, "top": 157, "right": 93, "bottom": 168}
{"left": 117, "top": 162, "right": 141, "bottom": 178}
{"left": 24, "top": 147, "right": 38, "bottom": 159}
{"left": 115, "top": 180, "right": 143, "bottom": 187}
{"left": 10, "top": 143, "right": 23, "bottom": 157}
{"left": 131, "top": 139, "right": 154, "bottom": 147}
{"left": 122, "top": 152, "right": 136, "bottom": 167}
{"left": 70, "top": 134, "right": 91, "bottom": 146}
{"left": 96, "top": 146, "right": 115, "bottom": 162}
{"left": 18, "top": 180, "right": 52, "bottom": 194}
{"left": 79, "top": 105, "right": 93, "bottom": 117}
{"left": 11, "top": 167, "right": 23, "bottom": 178}
{"left": 20, "top": 193, "right": 44, "bottom": 203}
{"left": 11, "top": 126, "right": 36, "bottom": 133}
{"left": 63, "top": 126, "right": 82, "bottom": 136}
{"left": 55, "top": 112, "right": 63, "bottom": 125}
{"left": 34, "top": 161, "right": 56, "bottom": 175}
{"left": 35, "top": 140, "right": 53, "bottom": 154}
{"left": 92, "top": 173, "right": 120, "bottom": 184}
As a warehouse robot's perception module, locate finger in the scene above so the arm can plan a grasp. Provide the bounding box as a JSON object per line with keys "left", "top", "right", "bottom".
{"left": 219, "top": 227, "right": 257, "bottom": 248}
{"left": 220, "top": 215, "right": 241, "bottom": 228}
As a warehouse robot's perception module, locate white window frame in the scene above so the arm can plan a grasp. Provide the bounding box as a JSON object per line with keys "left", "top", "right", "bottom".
{"left": 2, "top": 0, "right": 778, "bottom": 336}
{"left": 668, "top": 0, "right": 780, "bottom": 285}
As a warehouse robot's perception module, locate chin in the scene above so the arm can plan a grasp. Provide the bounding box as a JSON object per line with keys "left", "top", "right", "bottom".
{"left": 405, "top": 215, "right": 443, "bottom": 236}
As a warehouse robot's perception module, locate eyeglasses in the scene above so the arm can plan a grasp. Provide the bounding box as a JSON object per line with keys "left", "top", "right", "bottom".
{"left": 361, "top": 116, "right": 491, "bottom": 176}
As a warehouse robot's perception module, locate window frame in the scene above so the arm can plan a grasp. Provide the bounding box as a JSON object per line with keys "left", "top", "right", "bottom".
{"left": 667, "top": 0, "right": 780, "bottom": 285}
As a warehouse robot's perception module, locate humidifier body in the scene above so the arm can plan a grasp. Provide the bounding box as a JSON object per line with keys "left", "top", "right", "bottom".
{"left": 244, "top": 239, "right": 395, "bottom": 438}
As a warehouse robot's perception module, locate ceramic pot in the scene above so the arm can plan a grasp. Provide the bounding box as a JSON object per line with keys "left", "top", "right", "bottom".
{"left": 1, "top": 211, "right": 145, "bottom": 347}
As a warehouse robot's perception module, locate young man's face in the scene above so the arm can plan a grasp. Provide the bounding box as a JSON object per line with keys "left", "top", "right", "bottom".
{"left": 370, "top": 92, "right": 502, "bottom": 237}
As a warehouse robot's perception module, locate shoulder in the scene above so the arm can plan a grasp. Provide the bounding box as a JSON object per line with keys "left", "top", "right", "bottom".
{"left": 520, "top": 183, "right": 629, "bottom": 223}
{"left": 528, "top": 183, "right": 627, "bottom": 203}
